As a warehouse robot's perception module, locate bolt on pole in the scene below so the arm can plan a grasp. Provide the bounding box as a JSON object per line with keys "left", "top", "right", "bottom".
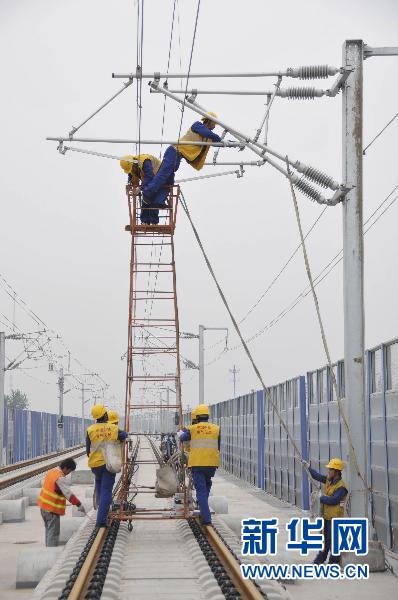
{"left": 342, "top": 40, "right": 367, "bottom": 518}
{"left": 0, "top": 333, "right": 5, "bottom": 466}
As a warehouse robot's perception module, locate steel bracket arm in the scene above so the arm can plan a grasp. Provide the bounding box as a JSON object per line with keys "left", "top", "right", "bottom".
{"left": 149, "top": 80, "right": 345, "bottom": 196}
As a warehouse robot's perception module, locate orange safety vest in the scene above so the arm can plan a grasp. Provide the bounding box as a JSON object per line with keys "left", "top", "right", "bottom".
{"left": 174, "top": 128, "right": 211, "bottom": 171}
{"left": 187, "top": 422, "right": 220, "bottom": 467}
{"left": 37, "top": 468, "right": 66, "bottom": 515}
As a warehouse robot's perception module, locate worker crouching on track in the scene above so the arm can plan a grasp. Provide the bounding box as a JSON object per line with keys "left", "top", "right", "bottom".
{"left": 120, "top": 154, "right": 166, "bottom": 225}
{"left": 86, "top": 404, "right": 128, "bottom": 527}
{"left": 141, "top": 114, "right": 222, "bottom": 200}
{"left": 38, "top": 458, "right": 85, "bottom": 546}
{"left": 304, "top": 458, "right": 348, "bottom": 565}
{"left": 178, "top": 404, "right": 220, "bottom": 526}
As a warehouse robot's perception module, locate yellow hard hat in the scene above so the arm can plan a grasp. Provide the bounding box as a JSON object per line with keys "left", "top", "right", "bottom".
{"left": 120, "top": 155, "right": 137, "bottom": 174}
{"left": 201, "top": 111, "right": 218, "bottom": 122}
{"left": 196, "top": 404, "right": 210, "bottom": 417}
{"left": 326, "top": 458, "right": 345, "bottom": 471}
{"left": 91, "top": 404, "right": 107, "bottom": 420}
{"left": 191, "top": 408, "right": 198, "bottom": 422}
{"left": 107, "top": 410, "right": 119, "bottom": 425}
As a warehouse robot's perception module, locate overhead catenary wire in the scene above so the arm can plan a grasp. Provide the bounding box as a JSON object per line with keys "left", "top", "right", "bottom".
{"left": 363, "top": 111, "right": 398, "bottom": 155}
{"left": 159, "top": 0, "right": 178, "bottom": 160}
{"left": 176, "top": 0, "right": 202, "bottom": 143}
{"left": 206, "top": 182, "right": 398, "bottom": 361}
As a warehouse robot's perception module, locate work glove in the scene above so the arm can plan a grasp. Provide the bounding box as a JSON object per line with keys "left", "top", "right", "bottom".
{"left": 176, "top": 430, "right": 185, "bottom": 440}
{"left": 301, "top": 459, "right": 310, "bottom": 470}
{"left": 77, "top": 503, "right": 86, "bottom": 514}
{"left": 318, "top": 490, "right": 323, "bottom": 502}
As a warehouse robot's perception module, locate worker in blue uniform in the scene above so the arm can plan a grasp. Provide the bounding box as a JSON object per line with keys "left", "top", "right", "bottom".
{"left": 142, "top": 113, "right": 222, "bottom": 200}
{"left": 177, "top": 404, "right": 220, "bottom": 526}
{"left": 120, "top": 153, "right": 165, "bottom": 225}
{"left": 86, "top": 404, "right": 128, "bottom": 527}
{"left": 303, "top": 457, "right": 348, "bottom": 564}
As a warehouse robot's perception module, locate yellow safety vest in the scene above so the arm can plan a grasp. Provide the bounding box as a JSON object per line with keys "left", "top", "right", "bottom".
{"left": 37, "top": 468, "right": 67, "bottom": 515}
{"left": 322, "top": 478, "right": 348, "bottom": 520}
{"left": 174, "top": 128, "right": 211, "bottom": 171}
{"left": 122, "top": 154, "right": 161, "bottom": 185}
{"left": 87, "top": 422, "right": 119, "bottom": 468}
{"left": 187, "top": 422, "right": 220, "bottom": 467}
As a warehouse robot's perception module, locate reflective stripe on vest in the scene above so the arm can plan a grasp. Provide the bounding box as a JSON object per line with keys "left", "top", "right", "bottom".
{"left": 187, "top": 422, "right": 220, "bottom": 468}
{"left": 87, "top": 423, "right": 119, "bottom": 468}
{"left": 322, "top": 478, "right": 347, "bottom": 520}
{"left": 189, "top": 439, "right": 219, "bottom": 449}
{"left": 37, "top": 468, "right": 66, "bottom": 515}
{"left": 174, "top": 129, "right": 210, "bottom": 171}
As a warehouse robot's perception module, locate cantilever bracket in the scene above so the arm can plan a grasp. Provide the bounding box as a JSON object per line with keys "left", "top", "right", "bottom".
{"left": 326, "top": 68, "right": 354, "bottom": 97}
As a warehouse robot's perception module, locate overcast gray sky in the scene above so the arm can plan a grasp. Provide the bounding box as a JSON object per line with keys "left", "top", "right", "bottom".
{"left": 0, "top": 0, "right": 397, "bottom": 417}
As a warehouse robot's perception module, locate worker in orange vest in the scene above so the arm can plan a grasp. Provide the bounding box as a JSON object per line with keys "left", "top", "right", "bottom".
{"left": 38, "top": 458, "right": 85, "bottom": 546}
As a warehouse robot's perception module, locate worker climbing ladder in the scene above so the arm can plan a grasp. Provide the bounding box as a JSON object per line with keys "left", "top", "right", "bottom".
{"left": 111, "top": 183, "right": 187, "bottom": 522}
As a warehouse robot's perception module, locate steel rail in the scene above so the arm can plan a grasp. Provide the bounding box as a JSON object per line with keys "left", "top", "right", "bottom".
{"left": 0, "top": 447, "right": 85, "bottom": 489}
{"left": 67, "top": 527, "right": 107, "bottom": 600}
{"left": 202, "top": 523, "right": 265, "bottom": 599}
{"left": 0, "top": 444, "right": 83, "bottom": 475}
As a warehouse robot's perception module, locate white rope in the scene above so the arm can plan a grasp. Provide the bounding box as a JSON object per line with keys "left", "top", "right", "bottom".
{"left": 179, "top": 191, "right": 309, "bottom": 470}
{"left": 286, "top": 158, "right": 366, "bottom": 487}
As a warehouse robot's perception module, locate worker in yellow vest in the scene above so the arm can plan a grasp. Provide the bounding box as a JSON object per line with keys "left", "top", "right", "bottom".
{"left": 185, "top": 408, "right": 198, "bottom": 457}
{"left": 107, "top": 409, "right": 120, "bottom": 426}
{"left": 177, "top": 404, "right": 220, "bottom": 525}
{"left": 120, "top": 153, "right": 164, "bottom": 225}
{"left": 38, "top": 458, "right": 85, "bottom": 546}
{"left": 141, "top": 113, "right": 221, "bottom": 200}
{"left": 86, "top": 404, "right": 128, "bottom": 527}
{"left": 304, "top": 458, "right": 348, "bottom": 564}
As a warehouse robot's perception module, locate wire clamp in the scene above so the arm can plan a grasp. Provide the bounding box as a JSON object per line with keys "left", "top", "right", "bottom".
{"left": 187, "top": 90, "right": 198, "bottom": 103}
{"left": 57, "top": 141, "right": 68, "bottom": 155}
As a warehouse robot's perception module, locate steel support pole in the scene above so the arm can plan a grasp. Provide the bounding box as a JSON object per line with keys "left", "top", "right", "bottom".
{"left": 81, "top": 384, "right": 85, "bottom": 443}
{"left": 342, "top": 40, "right": 367, "bottom": 518}
{"left": 0, "top": 333, "right": 5, "bottom": 466}
{"left": 58, "top": 367, "right": 64, "bottom": 451}
{"left": 199, "top": 325, "right": 205, "bottom": 405}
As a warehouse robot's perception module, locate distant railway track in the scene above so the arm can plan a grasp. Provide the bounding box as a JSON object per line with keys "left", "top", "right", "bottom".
{"left": 0, "top": 445, "right": 85, "bottom": 490}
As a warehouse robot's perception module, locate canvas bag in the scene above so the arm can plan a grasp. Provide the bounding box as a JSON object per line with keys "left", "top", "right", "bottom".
{"left": 155, "top": 464, "right": 178, "bottom": 498}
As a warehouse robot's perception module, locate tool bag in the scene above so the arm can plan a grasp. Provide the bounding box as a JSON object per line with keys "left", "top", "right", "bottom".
{"left": 155, "top": 464, "right": 178, "bottom": 498}
{"left": 91, "top": 441, "right": 122, "bottom": 474}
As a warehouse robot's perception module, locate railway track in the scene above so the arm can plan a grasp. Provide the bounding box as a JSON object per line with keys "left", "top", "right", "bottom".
{"left": 55, "top": 437, "right": 266, "bottom": 600}
{"left": 0, "top": 445, "right": 86, "bottom": 490}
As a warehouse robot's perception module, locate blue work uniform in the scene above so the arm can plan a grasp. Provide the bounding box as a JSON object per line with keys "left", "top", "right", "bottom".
{"left": 86, "top": 428, "right": 128, "bottom": 526}
{"left": 129, "top": 158, "right": 166, "bottom": 225}
{"left": 179, "top": 424, "right": 221, "bottom": 525}
{"left": 142, "top": 122, "right": 221, "bottom": 199}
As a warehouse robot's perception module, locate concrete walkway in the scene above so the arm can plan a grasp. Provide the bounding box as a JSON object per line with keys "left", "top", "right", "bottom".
{"left": 0, "top": 456, "right": 89, "bottom": 599}
{"left": 212, "top": 470, "right": 398, "bottom": 600}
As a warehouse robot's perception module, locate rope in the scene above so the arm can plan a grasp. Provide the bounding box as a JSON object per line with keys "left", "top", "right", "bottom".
{"left": 179, "top": 191, "right": 308, "bottom": 468}
{"left": 285, "top": 157, "right": 366, "bottom": 488}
